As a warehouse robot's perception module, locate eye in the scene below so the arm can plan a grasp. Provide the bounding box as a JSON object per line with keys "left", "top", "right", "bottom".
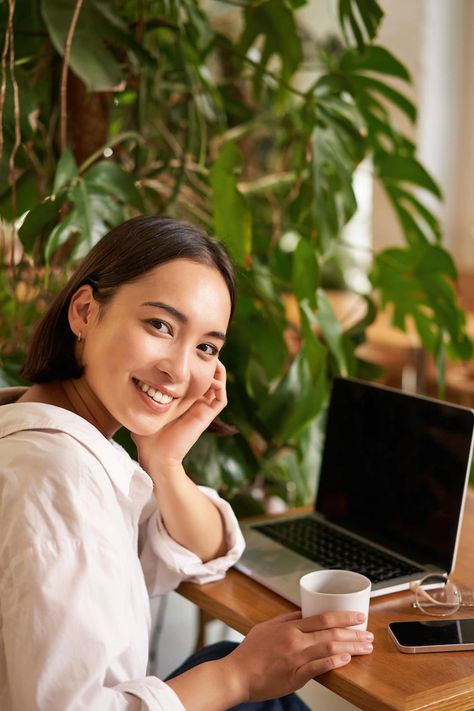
{"left": 146, "top": 319, "right": 172, "bottom": 335}
{"left": 197, "top": 343, "right": 219, "bottom": 356}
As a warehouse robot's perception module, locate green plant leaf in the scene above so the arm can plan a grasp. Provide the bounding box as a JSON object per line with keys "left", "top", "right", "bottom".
{"left": 387, "top": 186, "right": 442, "bottom": 243}
{"left": 71, "top": 187, "right": 124, "bottom": 259}
{"left": 92, "top": 2, "right": 156, "bottom": 69}
{"left": 375, "top": 153, "right": 442, "bottom": 198}
{"left": 257, "top": 309, "right": 327, "bottom": 445}
{"left": 210, "top": 143, "right": 252, "bottom": 265}
{"left": 218, "top": 435, "right": 260, "bottom": 492}
{"left": 41, "top": 0, "right": 124, "bottom": 91}
{"left": 0, "top": 66, "right": 39, "bottom": 143}
{"left": 351, "top": 75, "right": 416, "bottom": 122}
{"left": 44, "top": 209, "right": 80, "bottom": 263}
{"left": 84, "top": 161, "right": 144, "bottom": 210}
{"left": 239, "top": 0, "right": 302, "bottom": 89}
{"left": 340, "top": 45, "right": 410, "bottom": 81}
{"left": 251, "top": 319, "right": 288, "bottom": 381}
{"left": 53, "top": 149, "right": 78, "bottom": 194}
{"left": 412, "top": 309, "right": 439, "bottom": 353}
{"left": 245, "top": 357, "right": 269, "bottom": 402}
{"left": 227, "top": 493, "right": 266, "bottom": 518}
{"left": 371, "top": 244, "right": 473, "bottom": 362}
{"left": 44, "top": 180, "right": 125, "bottom": 263}
{"left": 312, "top": 293, "right": 354, "bottom": 376}
{"left": 311, "top": 124, "right": 359, "bottom": 247}
{"left": 338, "top": 0, "right": 384, "bottom": 51}
{"left": 352, "top": 0, "right": 384, "bottom": 42}
{"left": 18, "top": 194, "right": 66, "bottom": 254}
{"left": 415, "top": 244, "right": 457, "bottom": 280}
{"left": 256, "top": 348, "right": 324, "bottom": 445}
{"left": 284, "top": 0, "right": 307, "bottom": 8}
{"left": 391, "top": 201, "right": 430, "bottom": 249}
{"left": 184, "top": 433, "right": 221, "bottom": 489}
{"left": 292, "top": 237, "right": 319, "bottom": 310}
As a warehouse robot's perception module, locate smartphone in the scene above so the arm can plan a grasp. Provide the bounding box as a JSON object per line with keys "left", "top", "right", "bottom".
{"left": 388, "top": 619, "right": 474, "bottom": 653}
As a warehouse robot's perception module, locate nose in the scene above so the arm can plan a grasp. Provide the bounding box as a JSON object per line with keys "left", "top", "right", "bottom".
{"left": 157, "top": 341, "right": 191, "bottom": 383}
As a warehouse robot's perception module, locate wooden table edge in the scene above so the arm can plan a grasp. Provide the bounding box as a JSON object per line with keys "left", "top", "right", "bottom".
{"left": 177, "top": 490, "right": 474, "bottom": 711}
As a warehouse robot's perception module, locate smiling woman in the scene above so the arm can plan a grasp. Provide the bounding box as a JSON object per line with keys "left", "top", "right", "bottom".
{"left": 0, "top": 216, "right": 373, "bottom": 711}
{"left": 64, "top": 258, "right": 231, "bottom": 441}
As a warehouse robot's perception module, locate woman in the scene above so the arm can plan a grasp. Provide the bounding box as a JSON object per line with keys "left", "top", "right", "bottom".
{"left": 0, "top": 216, "right": 373, "bottom": 710}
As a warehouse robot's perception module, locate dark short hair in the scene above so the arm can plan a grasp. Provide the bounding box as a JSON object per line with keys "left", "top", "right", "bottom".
{"left": 22, "top": 216, "right": 236, "bottom": 384}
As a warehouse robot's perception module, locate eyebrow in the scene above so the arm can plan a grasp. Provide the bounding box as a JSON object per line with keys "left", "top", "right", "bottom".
{"left": 142, "top": 301, "right": 227, "bottom": 342}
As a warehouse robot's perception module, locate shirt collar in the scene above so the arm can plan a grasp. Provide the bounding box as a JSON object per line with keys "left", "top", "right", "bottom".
{"left": 0, "top": 387, "right": 145, "bottom": 497}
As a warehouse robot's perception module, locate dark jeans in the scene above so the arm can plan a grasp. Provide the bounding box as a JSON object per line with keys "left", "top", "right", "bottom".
{"left": 166, "top": 640, "right": 310, "bottom": 710}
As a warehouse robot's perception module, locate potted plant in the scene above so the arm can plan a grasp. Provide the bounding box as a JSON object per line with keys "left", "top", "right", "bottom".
{"left": 1, "top": 0, "right": 472, "bottom": 512}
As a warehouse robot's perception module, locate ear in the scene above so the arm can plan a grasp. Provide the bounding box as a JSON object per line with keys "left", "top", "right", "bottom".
{"left": 68, "top": 285, "right": 98, "bottom": 338}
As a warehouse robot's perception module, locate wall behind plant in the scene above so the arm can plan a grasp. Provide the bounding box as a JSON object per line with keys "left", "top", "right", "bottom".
{"left": 373, "top": 0, "right": 474, "bottom": 273}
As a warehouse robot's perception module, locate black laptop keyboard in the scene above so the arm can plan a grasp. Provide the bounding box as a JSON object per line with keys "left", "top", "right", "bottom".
{"left": 255, "top": 516, "right": 422, "bottom": 584}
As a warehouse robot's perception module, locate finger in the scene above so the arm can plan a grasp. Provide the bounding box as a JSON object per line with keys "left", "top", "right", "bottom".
{"left": 298, "top": 611, "right": 366, "bottom": 632}
{"left": 214, "top": 359, "right": 227, "bottom": 383}
{"left": 198, "top": 384, "right": 227, "bottom": 416}
{"left": 210, "top": 377, "right": 226, "bottom": 403}
{"left": 205, "top": 366, "right": 228, "bottom": 408}
{"left": 304, "top": 626, "right": 373, "bottom": 644}
{"left": 202, "top": 382, "right": 226, "bottom": 407}
{"left": 211, "top": 363, "right": 227, "bottom": 394}
{"left": 295, "top": 654, "right": 352, "bottom": 686}
{"left": 301, "top": 636, "right": 373, "bottom": 664}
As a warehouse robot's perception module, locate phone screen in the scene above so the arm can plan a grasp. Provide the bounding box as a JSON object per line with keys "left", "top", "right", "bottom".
{"left": 389, "top": 619, "right": 474, "bottom": 647}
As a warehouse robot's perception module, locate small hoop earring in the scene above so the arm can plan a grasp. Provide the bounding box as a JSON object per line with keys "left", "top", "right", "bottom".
{"left": 77, "top": 333, "right": 82, "bottom": 343}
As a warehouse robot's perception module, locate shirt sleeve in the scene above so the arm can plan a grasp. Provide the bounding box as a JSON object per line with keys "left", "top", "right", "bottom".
{"left": 1, "top": 539, "right": 185, "bottom": 711}
{"left": 139, "top": 486, "right": 246, "bottom": 596}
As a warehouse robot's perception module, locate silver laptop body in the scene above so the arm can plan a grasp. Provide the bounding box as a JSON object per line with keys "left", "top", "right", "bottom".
{"left": 236, "top": 378, "right": 474, "bottom": 603}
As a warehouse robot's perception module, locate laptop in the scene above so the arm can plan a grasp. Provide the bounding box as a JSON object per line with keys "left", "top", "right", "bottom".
{"left": 236, "top": 377, "right": 474, "bottom": 601}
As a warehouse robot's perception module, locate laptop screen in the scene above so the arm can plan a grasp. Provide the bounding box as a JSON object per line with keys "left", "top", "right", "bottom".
{"left": 316, "top": 378, "right": 474, "bottom": 572}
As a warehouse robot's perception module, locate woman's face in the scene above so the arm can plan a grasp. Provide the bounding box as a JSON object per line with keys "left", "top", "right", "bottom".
{"left": 71, "top": 259, "right": 232, "bottom": 437}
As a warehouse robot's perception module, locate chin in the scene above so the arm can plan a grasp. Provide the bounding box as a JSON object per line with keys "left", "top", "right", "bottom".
{"left": 126, "top": 412, "right": 173, "bottom": 437}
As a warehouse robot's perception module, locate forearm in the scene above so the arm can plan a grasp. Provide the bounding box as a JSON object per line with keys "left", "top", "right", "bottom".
{"left": 151, "top": 460, "right": 227, "bottom": 561}
{"left": 166, "top": 656, "right": 245, "bottom": 711}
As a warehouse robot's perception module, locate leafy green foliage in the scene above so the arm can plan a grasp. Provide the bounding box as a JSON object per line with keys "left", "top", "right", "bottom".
{"left": 0, "top": 0, "right": 472, "bottom": 511}
{"left": 42, "top": 0, "right": 152, "bottom": 91}
{"left": 210, "top": 144, "right": 252, "bottom": 266}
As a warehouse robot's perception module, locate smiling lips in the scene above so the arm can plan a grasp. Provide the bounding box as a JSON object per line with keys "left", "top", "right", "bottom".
{"left": 135, "top": 379, "right": 174, "bottom": 405}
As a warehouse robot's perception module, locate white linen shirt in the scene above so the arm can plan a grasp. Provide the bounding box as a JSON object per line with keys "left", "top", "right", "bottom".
{"left": 0, "top": 388, "right": 245, "bottom": 710}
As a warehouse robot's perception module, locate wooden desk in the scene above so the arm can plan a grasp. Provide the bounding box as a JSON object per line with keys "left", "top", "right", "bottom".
{"left": 178, "top": 490, "right": 474, "bottom": 711}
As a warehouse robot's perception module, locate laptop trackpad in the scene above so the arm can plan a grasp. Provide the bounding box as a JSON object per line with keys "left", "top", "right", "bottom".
{"left": 236, "top": 538, "right": 318, "bottom": 605}
{"left": 243, "top": 548, "right": 309, "bottom": 576}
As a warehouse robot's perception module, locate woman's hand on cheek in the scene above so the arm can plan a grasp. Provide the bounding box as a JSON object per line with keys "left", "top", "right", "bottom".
{"left": 132, "top": 360, "right": 227, "bottom": 473}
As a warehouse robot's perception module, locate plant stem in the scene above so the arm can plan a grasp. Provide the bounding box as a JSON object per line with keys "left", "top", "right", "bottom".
{"left": 60, "top": 0, "right": 85, "bottom": 154}
{"left": 8, "top": 0, "right": 21, "bottom": 223}
{"left": 0, "top": 0, "right": 12, "bottom": 172}
{"left": 78, "top": 131, "right": 144, "bottom": 174}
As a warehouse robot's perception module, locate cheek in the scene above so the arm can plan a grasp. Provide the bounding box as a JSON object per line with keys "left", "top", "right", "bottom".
{"left": 83, "top": 329, "right": 142, "bottom": 380}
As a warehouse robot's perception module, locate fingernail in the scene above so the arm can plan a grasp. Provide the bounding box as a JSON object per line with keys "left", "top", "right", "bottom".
{"left": 355, "top": 613, "right": 366, "bottom": 622}
{"left": 363, "top": 632, "right": 374, "bottom": 641}
{"left": 362, "top": 644, "right": 373, "bottom": 652}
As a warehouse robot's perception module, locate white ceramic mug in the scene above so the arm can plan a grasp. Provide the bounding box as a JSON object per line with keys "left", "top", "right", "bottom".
{"left": 299, "top": 569, "right": 371, "bottom": 631}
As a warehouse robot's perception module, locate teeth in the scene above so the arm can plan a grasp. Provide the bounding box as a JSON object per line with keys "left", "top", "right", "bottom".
{"left": 137, "top": 380, "right": 172, "bottom": 405}
{"left": 152, "top": 391, "right": 172, "bottom": 404}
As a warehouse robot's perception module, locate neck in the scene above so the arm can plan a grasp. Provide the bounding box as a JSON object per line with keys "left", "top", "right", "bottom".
{"left": 18, "top": 380, "right": 119, "bottom": 438}
{"left": 60, "top": 379, "right": 118, "bottom": 439}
